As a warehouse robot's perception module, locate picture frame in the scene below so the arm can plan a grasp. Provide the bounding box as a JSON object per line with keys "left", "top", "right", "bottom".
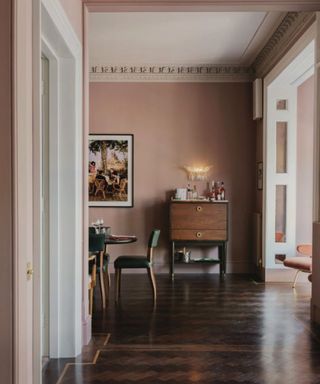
{"left": 257, "top": 161, "right": 263, "bottom": 190}
{"left": 88, "top": 134, "right": 134, "bottom": 207}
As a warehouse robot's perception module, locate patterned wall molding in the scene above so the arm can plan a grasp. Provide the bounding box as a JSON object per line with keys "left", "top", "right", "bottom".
{"left": 89, "top": 12, "right": 316, "bottom": 83}
{"left": 89, "top": 64, "right": 254, "bottom": 82}
{"left": 253, "top": 11, "right": 316, "bottom": 77}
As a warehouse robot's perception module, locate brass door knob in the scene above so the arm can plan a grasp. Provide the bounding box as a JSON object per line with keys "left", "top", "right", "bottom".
{"left": 196, "top": 206, "right": 203, "bottom": 212}
{"left": 196, "top": 232, "right": 202, "bottom": 238}
{"left": 27, "top": 262, "right": 33, "bottom": 281}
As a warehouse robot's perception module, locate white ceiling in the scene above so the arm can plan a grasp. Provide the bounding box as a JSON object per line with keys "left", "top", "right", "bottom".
{"left": 89, "top": 12, "right": 284, "bottom": 67}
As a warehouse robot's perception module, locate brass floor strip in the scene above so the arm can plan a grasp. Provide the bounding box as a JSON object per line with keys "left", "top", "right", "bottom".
{"left": 56, "top": 333, "right": 110, "bottom": 384}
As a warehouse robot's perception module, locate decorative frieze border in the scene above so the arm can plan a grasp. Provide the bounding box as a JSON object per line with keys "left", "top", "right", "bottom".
{"left": 89, "top": 64, "right": 255, "bottom": 82}
{"left": 89, "top": 11, "right": 316, "bottom": 83}
{"left": 253, "top": 11, "right": 316, "bottom": 77}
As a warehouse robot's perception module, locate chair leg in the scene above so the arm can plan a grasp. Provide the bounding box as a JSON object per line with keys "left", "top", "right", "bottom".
{"left": 89, "top": 287, "right": 93, "bottom": 315}
{"left": 103, "top": 270, "right": 109, "bottom": 302}
{"left": 106, "top": 265, "right": 111, "bottom": 288}
{"left": 292, "top": 269, "right": 300, "bottom": 288}
{"left": 147, "top": 267, "right": 157, "bottom": 302}
{"left": 98, "top": 252, "right": 106, "bottom": 309}
{"left": 115, "top": 268, "right": 121, "bottom": 303}
{"left": 98, "top": 273, "right": 106, "bottom": 309}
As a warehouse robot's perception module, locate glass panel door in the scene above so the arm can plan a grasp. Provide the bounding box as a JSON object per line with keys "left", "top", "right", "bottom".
{"left": 265, "top": 84, "right": 297, "bottom": 269}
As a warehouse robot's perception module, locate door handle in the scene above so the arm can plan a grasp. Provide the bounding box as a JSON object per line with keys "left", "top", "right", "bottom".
{"left": 27, "top": 262, "right": 33, "bottom": 281}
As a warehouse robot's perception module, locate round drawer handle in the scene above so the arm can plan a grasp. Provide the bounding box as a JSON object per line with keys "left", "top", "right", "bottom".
{"left": 196, "top": 206, "right": 203, "bottom": 212}
{"left": 196, "top": 232, "right": 202, "bottom": 238}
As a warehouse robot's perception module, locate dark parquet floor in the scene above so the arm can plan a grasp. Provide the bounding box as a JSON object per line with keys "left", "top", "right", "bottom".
{"left": 43, "top": 275, "right": 320, "bottom": 384}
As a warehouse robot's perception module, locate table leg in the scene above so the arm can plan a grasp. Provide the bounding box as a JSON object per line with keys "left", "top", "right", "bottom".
{"left": 99, "top": 250, "right": 106, "bottom": 309}
{"left": 218, "top": 243, "right": 226, "bottom": 278}
{"left": 223, "top": 242, "right": 227, "bottom": 275}
{"left": 171, "top": 241, "right": 175, "bottom": 280}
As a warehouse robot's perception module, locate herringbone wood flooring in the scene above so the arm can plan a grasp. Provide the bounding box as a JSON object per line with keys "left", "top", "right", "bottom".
{"left": 43, "top": 275, "right": 320, "bottom": 384}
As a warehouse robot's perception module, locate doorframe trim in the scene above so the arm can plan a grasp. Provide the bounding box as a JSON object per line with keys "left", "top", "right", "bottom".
{"left": 262, "top": 23, "right": 316, "bottom": 275}
{"left": 38, "top": 0, "right": 83, "bottom": 359}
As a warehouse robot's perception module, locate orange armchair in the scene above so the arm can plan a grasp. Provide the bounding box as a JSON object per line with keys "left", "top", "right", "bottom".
{"left": 283, "top": 244, "right": 312, "bottom": 288}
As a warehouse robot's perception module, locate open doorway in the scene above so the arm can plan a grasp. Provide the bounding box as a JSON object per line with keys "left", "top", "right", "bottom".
{"left": 264, "top": 37, "right": 315, "bottom": 281}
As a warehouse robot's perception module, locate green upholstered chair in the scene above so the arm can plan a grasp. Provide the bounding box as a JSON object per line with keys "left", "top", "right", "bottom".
{"left": 89, "top": 230, "right": 110, "bottom": 308}
{"left": 114, "top": 229, "right": 160, "bottom": 303}
{"left": 89, "top": 227, "right": 111, "bottom": 282}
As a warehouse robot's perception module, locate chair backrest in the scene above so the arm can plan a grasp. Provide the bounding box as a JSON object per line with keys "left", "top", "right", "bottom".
{"left": 89, "top": 226, "right": 111, "bottom": 236}
{"left": 89, "top": 226, "right": 96, "bottom": 235}
{"left": 297, "top": 244, "right": 312, "bottom": 257}
{"left": 89, "top": 233, "right": 105, "bottom": 253}
{"left": 147, "top": 229, "right": 160, "bottom": 262}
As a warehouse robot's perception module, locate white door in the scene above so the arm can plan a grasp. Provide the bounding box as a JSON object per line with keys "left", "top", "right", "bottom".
{"left": 265, "top": 84, "right": 297, "bottom": 269}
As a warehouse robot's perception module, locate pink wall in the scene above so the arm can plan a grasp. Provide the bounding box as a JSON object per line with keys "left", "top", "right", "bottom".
{"left": 59, "top": 0, "right": 83, "bottom": 42}
{"left": 0, "top": 0, "right": 13, "bottom": 382}
{"left": 89, "top": 82, "right": 256, "bottom": 273}
{"left": 296, "top": 75, "right": 314, "bottom": 244}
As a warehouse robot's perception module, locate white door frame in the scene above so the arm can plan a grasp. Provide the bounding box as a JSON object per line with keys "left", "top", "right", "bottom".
{"left": 38, "top": 0, "right": 83, "bottom": 359}
{"left": 263, "top": 24, "right": 316, "bottom": 279}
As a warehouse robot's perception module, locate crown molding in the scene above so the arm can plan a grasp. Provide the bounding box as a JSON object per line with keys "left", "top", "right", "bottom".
{"left": 84, "top": 1, "right": 320, "bottom": 12}
{"left": 253, "top": 11, "right": 316, "bottom": 77}
{"left": 89, "top": 64, "right": 254, "bottom": 82}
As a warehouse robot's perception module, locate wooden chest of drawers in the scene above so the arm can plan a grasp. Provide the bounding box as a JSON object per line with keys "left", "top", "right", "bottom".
{"left": 169, "top": 201, "right": 229, "bottom": 279}
{"left": 170, "top": 201, "right": 228, "bottom": 241}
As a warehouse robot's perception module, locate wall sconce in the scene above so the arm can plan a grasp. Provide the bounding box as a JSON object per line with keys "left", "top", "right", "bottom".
{"left": 184, "top": 165, "right": 212, "bottom": 181}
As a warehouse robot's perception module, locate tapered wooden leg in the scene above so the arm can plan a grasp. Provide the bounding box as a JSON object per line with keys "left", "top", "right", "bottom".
{"left": 106, "top": 266, "right": 111, "bottom": 288}
{"left": 148, "top": 267, "right": 157, "bottom": 302}
{"left": 103, "top": 270, "right": 109, "bottom": 302}
{"left": 118, "top": 268, "right": 122, "bottom": 297}
{"left": 99, "top": 251, "right": 106, "bottom": 309}
{"left": 115, "top": 268, "right": 120, "bottom": 303}
{"left": 292, "top": 270, "right": 300, "bottom": 288}
{"left": 89, "top": 288, "right": 93, "bottom": 315}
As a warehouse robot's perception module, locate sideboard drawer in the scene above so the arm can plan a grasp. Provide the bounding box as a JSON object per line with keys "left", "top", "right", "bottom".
{"left": 171, "top": 229, "right": 227, "bottom": 241}
{"left": 170, "top": 203, "right": 227, "bottom": 230}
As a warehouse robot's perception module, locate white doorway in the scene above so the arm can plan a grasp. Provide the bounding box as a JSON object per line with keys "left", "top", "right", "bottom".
{"left": 33, "top": 0, "right": 83, "bottom": 372}
{"left": 263, "top": 33, "right": 315, "bottom": 280}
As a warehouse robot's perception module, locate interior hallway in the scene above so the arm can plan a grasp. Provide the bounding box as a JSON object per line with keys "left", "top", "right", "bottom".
{"left": 43, "top": 275, "right": 320, "bottom": 384}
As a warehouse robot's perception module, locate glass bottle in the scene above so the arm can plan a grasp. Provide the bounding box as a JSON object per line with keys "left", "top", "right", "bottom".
{"left": 192, "top": 185, "right": 198, "bottom": 199}
{"left": 187, "top": 183, "right": 192, "bottom": 200}
{"left": 220, "top": 182, "right": 225, "bottom": 200}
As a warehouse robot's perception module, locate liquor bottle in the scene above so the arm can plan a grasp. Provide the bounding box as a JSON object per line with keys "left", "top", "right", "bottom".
{"left": 211, "top": 181, "right": 216, "bottom": 200}
{"left": 187, "top": 183, "right": 192, "bottom": 200}
{"left": 216, "top": 181, "right": 221, "bottom": 200}
{"left": 192, "top": 185, "right": 198, "bottom": 199}
{"left": 220, "top": 182, "right": 225, "bottom": 200}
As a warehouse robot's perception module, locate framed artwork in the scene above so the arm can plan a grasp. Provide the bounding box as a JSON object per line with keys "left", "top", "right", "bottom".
{"left": 257, "top": 161, "right": 263, "bottom": 190}
{"left": 88, "top": 134, "right": 134, "bottom": 207}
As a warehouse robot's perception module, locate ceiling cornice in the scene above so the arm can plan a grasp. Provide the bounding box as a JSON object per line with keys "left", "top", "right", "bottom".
{"left": 89, "top": 64, "right": 254, "bottom": 82}
{"left": 253, "top": 11, "right": 316, "bottom": 77}
{"left": 84, "top": 1, "right": 320, "bottom": 12}
{"left": 88, "top": 11, "right": 317, "bottom": 83}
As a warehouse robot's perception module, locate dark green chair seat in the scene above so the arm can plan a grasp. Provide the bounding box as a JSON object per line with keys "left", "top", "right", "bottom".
{"left": 114, "top": 256, "right": 150, "bottom": 269}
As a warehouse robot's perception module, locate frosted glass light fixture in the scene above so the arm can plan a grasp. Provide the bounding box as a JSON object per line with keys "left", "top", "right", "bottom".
{"left": 184, "top": 165, "right": 212, "bottom": 181}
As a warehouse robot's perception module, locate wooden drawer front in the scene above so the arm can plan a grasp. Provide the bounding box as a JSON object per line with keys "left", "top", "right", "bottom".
{"left": 170, "top": 203, "right": 227, "bottom": 230}
{"left": 171, "top": 229, "right": 227, "bottom": 241}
